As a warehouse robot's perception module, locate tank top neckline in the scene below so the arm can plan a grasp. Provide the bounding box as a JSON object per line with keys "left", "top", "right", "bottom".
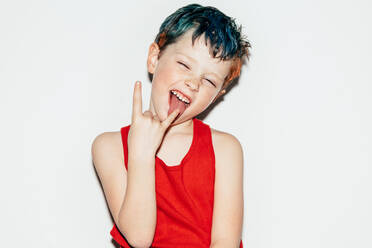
{"left": 155, "top": 118, "right": 198, "bottom": 171}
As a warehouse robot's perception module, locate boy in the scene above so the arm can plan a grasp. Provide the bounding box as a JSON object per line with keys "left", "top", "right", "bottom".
{"left": 92, "top": 4, "right": 251, "bottom": 248}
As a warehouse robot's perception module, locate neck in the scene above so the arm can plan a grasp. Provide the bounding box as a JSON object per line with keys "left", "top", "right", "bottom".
{"left": 167, "top": 118, "right": 193, "bottom": 135}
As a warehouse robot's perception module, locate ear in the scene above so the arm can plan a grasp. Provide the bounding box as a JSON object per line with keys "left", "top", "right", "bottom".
{"left": 211, "top": 89, "right": 226, "bottom": 103}
{"left": 147, "top": 42, "right": 160, "bottom": 74}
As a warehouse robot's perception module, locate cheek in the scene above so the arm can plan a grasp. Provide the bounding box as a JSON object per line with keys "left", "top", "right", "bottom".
{"left": 153, "top": 62, "right": 178, "bottom": 84}
{"left": 195, "top": 90, "right": 217, "bottom": 108}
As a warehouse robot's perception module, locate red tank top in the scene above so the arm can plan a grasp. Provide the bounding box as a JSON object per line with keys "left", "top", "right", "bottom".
{"left": 110, "top": 118, "right": 243, "bottom": 248}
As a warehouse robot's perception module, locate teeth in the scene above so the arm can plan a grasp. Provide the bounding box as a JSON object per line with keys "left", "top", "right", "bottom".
{"left": 171, "top": 90, "right": 190, "bottom": 104}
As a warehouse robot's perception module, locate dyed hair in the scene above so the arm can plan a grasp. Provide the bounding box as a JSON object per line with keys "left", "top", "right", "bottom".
{"left": 154, "top": 4, "right": 252, "bottom": 89}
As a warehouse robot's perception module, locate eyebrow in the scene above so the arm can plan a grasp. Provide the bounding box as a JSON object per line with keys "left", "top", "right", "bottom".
{"left": 176, "top": 52, "right": 196, "bottom": 63}
{"left": 175, "top": 52, "right": 224, "bottom": 82}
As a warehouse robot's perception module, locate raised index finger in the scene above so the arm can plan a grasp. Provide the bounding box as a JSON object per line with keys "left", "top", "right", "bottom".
{"left": 132, "top": 81, "right": 142, "bottom": 122}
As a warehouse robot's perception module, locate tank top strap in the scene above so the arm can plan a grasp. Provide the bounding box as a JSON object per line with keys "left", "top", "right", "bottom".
{"left": 120, "top": 125, "right": 130, "bottom": 171}
{"left": 192, "top": 118, "right": 214, "bottom": 157}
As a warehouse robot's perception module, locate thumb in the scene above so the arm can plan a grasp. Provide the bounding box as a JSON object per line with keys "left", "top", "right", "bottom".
{"left": 161, "top": 109, "right": 180, "bottom": 130}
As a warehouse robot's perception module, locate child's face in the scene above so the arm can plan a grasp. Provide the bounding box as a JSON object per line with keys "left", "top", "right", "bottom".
{"left": 147, "top": 29, "right": 233, "bottom": 125}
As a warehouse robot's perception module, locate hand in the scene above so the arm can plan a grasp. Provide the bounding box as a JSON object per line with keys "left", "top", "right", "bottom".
{"left": 127, "top": 81, "right": 180, "bottom": 159}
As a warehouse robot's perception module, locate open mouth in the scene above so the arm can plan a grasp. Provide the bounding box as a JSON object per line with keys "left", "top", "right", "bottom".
{"left": 168, "top": 90, "right": 191, "bottom": 117}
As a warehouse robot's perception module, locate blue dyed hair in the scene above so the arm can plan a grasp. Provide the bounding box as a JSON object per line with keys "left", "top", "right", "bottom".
{"left": 154, "top": 4, "right": 251, "bottom": 85}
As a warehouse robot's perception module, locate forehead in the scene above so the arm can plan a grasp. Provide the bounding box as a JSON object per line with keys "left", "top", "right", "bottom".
{"left": 164, "top": 29, "right": 233, "bottom": 75}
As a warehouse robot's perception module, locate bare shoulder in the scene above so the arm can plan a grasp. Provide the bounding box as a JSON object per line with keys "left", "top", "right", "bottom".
{"left": 209, "top": 127, "right": 244, "bottom": 245}
{"left": 210, "top": 127, "right": 244, "bottom": 173}
{"left": 91, "top": 131, "right": 124, "bottom": 171}
{"left": 210, "top": 128, "right": 244, "bottom": 161}
{"left": 91, "top": 130, "right": 128, "bottom": 226}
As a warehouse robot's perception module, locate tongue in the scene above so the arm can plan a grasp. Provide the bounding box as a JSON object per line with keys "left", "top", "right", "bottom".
{"left": 168, "top": 93, "right": 187, "bottom": 117}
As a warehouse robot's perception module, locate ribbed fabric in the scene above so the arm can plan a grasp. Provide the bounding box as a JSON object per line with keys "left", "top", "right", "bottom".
{"left": 110, "top": 118, "right": 243, "bottom": 248}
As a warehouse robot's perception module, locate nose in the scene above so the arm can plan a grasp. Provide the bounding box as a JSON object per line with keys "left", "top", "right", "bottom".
{"left": 185, "top": 79, "right": 199, "bottom": 91}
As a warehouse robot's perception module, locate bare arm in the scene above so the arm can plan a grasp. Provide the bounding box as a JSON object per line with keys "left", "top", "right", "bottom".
{"left": 91, "top": 132, "right": 157, "bottom": 247}
{"left": 119, "top": 150, "right": 157, "bottom": 246}
{"left": 210, "top": 131, "right": 244, "bottom": 247}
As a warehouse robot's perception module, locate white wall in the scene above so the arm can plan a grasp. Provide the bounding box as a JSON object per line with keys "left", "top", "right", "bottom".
{"left": 0, "top": 0, "right": 371, "bottom": 247}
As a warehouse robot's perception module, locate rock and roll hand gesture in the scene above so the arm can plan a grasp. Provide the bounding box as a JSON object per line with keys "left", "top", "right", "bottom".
{"left": 127, "top": 81, "right": 180, "bottom": 158}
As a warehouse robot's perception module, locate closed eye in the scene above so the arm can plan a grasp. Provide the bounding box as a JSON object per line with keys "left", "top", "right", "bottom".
{"left": 204, "top": 78, "right": 216, "bottom": 87}
{"left": 177, "top": 61, "right": 190, "bottom": 69}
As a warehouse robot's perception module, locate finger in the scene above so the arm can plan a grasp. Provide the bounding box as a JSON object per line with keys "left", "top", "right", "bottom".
{"left": 143, "top": 110, "right": 153, "bottom": 118}
{"left": 153, "top": 114, "right": 159, "bottom": 121}
{"left": 161, "top": 109, "right": 180, "bottom": 129}
{"left": 132, "top": 81, "right": 142, "bottom": 122}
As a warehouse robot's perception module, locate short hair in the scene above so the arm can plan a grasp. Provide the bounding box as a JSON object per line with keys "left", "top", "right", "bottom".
{"left": 154, "top": 4, "right": 252, "bottom": 89}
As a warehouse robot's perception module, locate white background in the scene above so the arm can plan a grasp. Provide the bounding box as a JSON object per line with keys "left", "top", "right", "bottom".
{"left": 0, "top": 0, "right": 371, "bottom": 247}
